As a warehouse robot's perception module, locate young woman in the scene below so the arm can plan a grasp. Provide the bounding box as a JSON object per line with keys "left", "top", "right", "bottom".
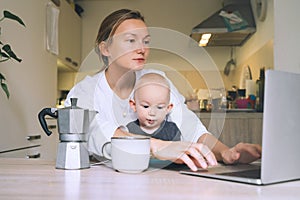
{"left": 65, "top": 9, "right": 261, "bottom": 171}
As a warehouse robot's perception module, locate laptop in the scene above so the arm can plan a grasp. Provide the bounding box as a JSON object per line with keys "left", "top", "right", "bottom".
{"left": 180, "top": 70, "right": 300, "bottom": 185}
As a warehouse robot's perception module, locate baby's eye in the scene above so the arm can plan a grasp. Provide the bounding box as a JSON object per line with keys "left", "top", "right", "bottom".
{"left": 142, "top": 105, "right": 149, "bottom": 109}
{"left": 143, "top": 39, "right": 150, "bottom": 46}
{"left": 157, "top": 106, "right": 165, "bottom": 110}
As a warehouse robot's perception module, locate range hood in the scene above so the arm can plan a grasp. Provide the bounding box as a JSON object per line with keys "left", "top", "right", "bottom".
{"left": 191, "top": 0, "right": 256, "bottom": 46}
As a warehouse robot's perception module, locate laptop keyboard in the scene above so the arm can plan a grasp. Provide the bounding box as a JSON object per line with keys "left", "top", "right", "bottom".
{"left": 219, "top": 169, "right": 261, "bottom": 179}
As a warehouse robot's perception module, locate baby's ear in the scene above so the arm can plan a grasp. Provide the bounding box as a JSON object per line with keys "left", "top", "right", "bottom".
{"left": 129, "top": 99, "right": 137, "bottom": 112}
{"left": 166, "top": 103, "right": 173, "bottom": 113}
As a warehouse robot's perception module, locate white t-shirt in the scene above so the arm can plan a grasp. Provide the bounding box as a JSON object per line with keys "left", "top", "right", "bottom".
{"left": 65, "top": 69, "right": 208, "bottom": 156}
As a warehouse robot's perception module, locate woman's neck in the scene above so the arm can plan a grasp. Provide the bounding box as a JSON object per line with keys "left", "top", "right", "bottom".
{"left": 105, "top": 67, "right": 136, "bottom": 99}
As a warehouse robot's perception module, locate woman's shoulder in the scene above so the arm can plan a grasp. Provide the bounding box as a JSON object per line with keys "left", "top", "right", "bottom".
{"left": 73, "top": 71, "right": 104, "bottom": 88}
{"left": 65, "top": 71, "right": 105, "bottom": 108}
{"left": 67, "top": 71, "right": 104, "bottom": 97}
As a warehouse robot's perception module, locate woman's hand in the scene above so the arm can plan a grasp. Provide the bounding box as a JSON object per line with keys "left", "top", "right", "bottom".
{"left": 221, "top": 143, "right": 262, "bottom": 164}
{"left": 151, "top": 139, "right": 218, "bottom": 171}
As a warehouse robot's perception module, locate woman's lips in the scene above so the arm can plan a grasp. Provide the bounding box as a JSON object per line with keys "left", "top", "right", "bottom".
{"left": 133, "top": 58, "right": 145, "bottom": 63}
{"left": 132, "top": 58, "right": 145, "bottom": 67}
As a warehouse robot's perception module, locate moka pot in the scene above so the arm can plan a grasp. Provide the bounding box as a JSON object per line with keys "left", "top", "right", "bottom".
{"left": 38, "top": 98, "right": 95, "bottom": 169}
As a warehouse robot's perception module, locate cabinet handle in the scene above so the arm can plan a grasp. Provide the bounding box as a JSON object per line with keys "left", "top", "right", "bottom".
{"left": 65, "top": 57, "right": 72, "bottom": 63}
{"left": 72, "top": 61, "right": 78, "bottom": 67}
{"left": 26, "top": 153, "right": 41, "bottom": 159}
{"left": 48, "top": 125, "right": 57, "bottom": 130}
{"left": 26, "top": 135, "right": 41, "bottom": 141}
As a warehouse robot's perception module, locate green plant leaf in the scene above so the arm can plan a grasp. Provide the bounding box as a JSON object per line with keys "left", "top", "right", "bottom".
{"left": 0, "top": 50, "right": 10, "bottom": 62}
{"left": 3, "top": 10, "right": 25, "bottom": 27}
{"left": 0, "top": 48, "right": 10, "bottom": 62}
{"left": 0, "top": 73, "right": 10, "bottom": 99}
{"left": 0, "top": 50, "right": 9, "bottom": 58}
{"left": 2, "top": 44, "right": 22, "bottom": 62}
{"left": 0, "top": 10, "right": 25, "bottom": 99}
{"left": 0, "top": 73, "right": 5, "bottom": 80}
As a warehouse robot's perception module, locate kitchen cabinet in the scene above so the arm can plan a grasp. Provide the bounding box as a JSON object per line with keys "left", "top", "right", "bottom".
{"left": 58, "top": 0, "right": 82, "bottom": 70}
{"left": 0, "top": 134, "right": 41, "bottom": 159}
{"left": 0, "top": 146, "right": 41, "bottom": 159}
{"left": 57, "top": 71, "right": 76, "bottom": 91}
{"left": 0, "top": 118, "right": 58, "bottom": 160}
{"left": 197, "top": 112, "right": 263, "bottom": 147}
{"left": 0, "top": 0, "right": 57, "bottom": 160}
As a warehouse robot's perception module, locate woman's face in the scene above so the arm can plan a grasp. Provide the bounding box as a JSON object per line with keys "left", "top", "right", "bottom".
{"left": 106, "top": 19, "right": 150, "bottom": 71}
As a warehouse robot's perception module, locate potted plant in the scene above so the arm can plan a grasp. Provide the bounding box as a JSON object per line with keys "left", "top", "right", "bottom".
{"left": 0, "top": 10, "right": 25, "bottom": 99}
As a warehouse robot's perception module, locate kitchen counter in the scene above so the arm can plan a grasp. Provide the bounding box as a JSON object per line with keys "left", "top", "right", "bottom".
{"left": 0, "top": 158, "right": 300, "bottom": 199}
{"left": 195, "top": 111, "right": 263, "bottom": 147}
{"left": 194, "top": 110, "right": 263, "bottom": 119}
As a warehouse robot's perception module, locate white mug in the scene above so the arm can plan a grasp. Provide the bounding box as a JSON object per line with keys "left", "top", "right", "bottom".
{"left": 102, "top": 136, "right": 151, "bottom": 173}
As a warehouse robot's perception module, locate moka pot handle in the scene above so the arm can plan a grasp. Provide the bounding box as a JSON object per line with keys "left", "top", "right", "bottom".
{"left": 38, "top": 108, "right": 58, "bottom": 136}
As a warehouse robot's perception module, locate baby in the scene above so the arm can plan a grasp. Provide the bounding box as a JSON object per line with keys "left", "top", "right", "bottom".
{"left": 127, "top": 73, "right": 181, "bottom": 141}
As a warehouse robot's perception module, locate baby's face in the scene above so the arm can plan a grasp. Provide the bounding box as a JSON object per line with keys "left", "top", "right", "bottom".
{"left": 134, "top": 84, "right": 172, "bottom": 133}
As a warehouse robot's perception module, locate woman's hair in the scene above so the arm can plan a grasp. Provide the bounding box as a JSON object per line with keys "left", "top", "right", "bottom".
{"left": 95, "top": 9, "right": 145, "bottom": 66}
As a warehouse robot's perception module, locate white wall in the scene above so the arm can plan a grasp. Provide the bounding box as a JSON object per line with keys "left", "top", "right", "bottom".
{"left": 273, "top": 0, "right": 300, "bottom": 73}
{"left": 228, "top": 0, "right": 300, "bottom": 74}
{"left": 237, "top": 0, "right": 274, "bottom": 64}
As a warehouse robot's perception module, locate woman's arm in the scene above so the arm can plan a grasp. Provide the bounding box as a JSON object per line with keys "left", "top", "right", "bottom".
{"left": 150, "top": 137, "right": 217, "bottom": 171}
{"left": 197, "top": 133, "right": 229, "bottom": 161}
{"left": 198, "top": 133, "right": 262, "bottom": 164}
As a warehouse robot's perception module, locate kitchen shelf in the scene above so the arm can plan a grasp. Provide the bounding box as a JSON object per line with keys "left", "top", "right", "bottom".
{"left": 58, "top": 0, "right": 82, "bottom": 70}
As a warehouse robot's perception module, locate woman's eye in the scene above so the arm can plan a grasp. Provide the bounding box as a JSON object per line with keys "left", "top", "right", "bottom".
{"left": 127, "top": 38, "right": 136, "bottom": 43}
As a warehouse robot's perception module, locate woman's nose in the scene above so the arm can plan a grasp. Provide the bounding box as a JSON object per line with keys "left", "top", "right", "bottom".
{"left": 136, "top": 41, "right": 146, "bottom": 54}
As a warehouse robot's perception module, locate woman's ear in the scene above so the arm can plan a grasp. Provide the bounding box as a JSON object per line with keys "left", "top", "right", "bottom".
{"left": 99, "top": 41, "right": 110, "bottom": 57}
{"left": 129, "top": 99, "right": 137, "bottom": 112}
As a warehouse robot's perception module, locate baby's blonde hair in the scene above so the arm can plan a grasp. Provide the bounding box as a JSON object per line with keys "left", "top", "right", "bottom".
{"left": 134, "top": 73, "right": 170, "bottom": 99}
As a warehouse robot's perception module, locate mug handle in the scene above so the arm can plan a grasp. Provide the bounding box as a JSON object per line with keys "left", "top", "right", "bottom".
{"left": 101, "top": 142, "right": 112, "bottom": 160}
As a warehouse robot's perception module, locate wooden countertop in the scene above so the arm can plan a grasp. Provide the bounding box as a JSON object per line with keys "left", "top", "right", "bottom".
{"left": 0, "top": 158, "right": 300, "bottom": 199}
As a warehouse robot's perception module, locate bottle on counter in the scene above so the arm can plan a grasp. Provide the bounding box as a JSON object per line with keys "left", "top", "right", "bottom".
{"left": 256, "top": 67, "right": 265, "bottom": 112}
{"left": 206, "top": 94, "right": 213, "bottom": 112}
{"left": 219, "top": 88, "right": 227, "bottom": 110}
